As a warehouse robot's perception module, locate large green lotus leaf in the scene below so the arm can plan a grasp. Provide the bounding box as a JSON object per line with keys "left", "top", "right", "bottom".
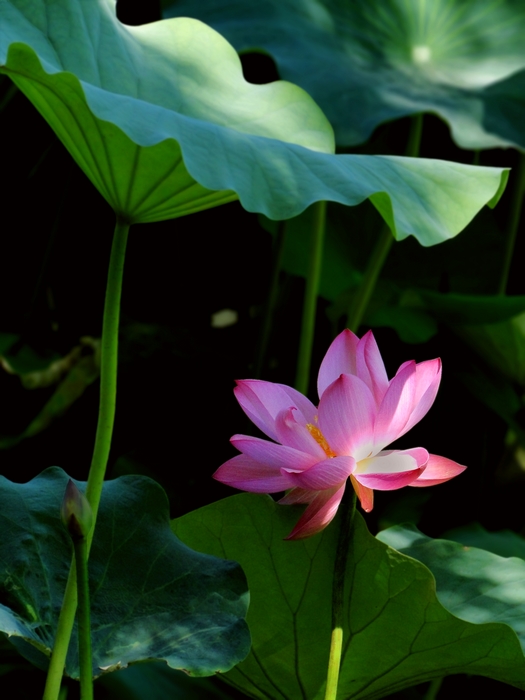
{"left": 172, "top": 493, "right": 525, "bottom": 699}
{"left": 0, "top": 468, "right": 249, "bottom": 679}
{"left": 377, "top": 524, "right": 525, "bottom": 653}
{"left": 163, "top": 0, "right": 525, "bottom": 149}
{"left": 443, "top": 523, "right": 525, "bottom": 561}
{"left": 0, "top": 1, "right": 508, "bottom": 243}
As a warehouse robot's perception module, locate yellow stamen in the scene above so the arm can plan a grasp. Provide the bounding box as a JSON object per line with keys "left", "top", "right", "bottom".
{"left": 307, "top": 422, "right": 337, "bottom": 458}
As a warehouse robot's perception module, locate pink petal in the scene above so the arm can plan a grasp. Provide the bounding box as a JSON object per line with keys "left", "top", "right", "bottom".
{"left": 350, "top": 475, "right": 374, "bottom": 512}
{"left": 274, "top": 408, "right": 327, "bottom": 459}
{"left": 356, "top": 330, "right": 389, "bottom": 406}
{"left": 213, "top": 454, "right": 295, "bottom": 493}
{"left": 234, "top": 380, "right": 317, "bottom": 442}
{"left": 353, "top": 448, "right": 428, "bottom": 490}
{"left": 373, "top": 361, "right": 417, "bottom": 451}
{"left": 317, "top": 329, "right": 359, "bottom": 398}
{"left": 285, "top": 482, "right": 346, "bottom": 540}
{"left": 318, "top": 373, "right": 376, "bottom": 461}
{"left": 355, "top": 470, "right": 424, "bottom": 490}
{"left": 278, "top": 488, "right": 314, "bottom": 505}
{"left": 231, "top": 434, "right": 319, "bottom": 471}
{"left": 397, "top": 359, "right": 442, "bottom": 438}
{"left": 283, "top": 455, "right": 355, "bottom": 490}
{"left": 410, "top": 453, "right": 466, "bottom": 487}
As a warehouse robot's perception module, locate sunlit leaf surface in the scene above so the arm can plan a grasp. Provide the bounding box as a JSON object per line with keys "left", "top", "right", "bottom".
{"left": 378, "top": 524, "right": 525, "bottom": 652}
{"left": 444, "top": 523, "right": 525, "bottom": 561}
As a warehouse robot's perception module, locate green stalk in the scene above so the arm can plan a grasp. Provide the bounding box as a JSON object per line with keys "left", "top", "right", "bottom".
{"left": 73, "top": 537, "right": 93, "bottom": 700}
{"left": 85, "top": 217, "right": 130, "bottom": 520}
{"left": 43, "top": 566, "right": 77, "bottom": 700}
{"left": 346, "top": 226, "right": 393, "bottom": 333}
{"left": 43, "top": 217, "right": 130, "bottom": 700}
{"left": 405, "top": 113, "right": 423, "bottom": 160}
{"left": 324, "top": 491, "right": 356, "bottom": 700}
{"left": 498, "top": 152, "right": 525, "bottom": 295}
{"left": 295, "top": 200, "right": 327, "bottom": 395}
{"left": 424, "top": 677, "right": 443, "bottom": 700}
{"left": 346, "top": 113, "right": 423, "bottom": 332}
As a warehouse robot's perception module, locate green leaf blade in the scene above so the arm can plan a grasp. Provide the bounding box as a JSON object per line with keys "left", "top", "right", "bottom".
{"left": 0, "top": 0, "right": 508, "bottom": 244}
{"left": 163, "top": 0, "right": 525, "bottom": 150}
{"left": 377, "top": 524, "right": 525, "bottom": 654}
{"left": 173, "top": 494, "right": 525, "bottom": 699}
{"left": 0, "top": 468, "right": 250, "bottom": 678}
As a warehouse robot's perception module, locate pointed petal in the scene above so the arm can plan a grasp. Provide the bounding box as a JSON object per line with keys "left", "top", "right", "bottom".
{"left": 278, "top": 488, "right": 314, "bottom": 505}
{"left": 410, "top": 453, "right": 466, "bottom": 487}
{"left": 358, "top": 448, "right": 429, "bottom": 474}
{"left": 373, "top": 361, "right": 417, "bottom": 451}
{"left": 353, "top": 448, "right": 428, "bottom": 490}
{"left": 213, "top": 454, "right": 294, "bottom": 493}
{"left": 397, "top": 359, "right": 442, "bottom": 438}
{"left": 274, "top": 408, "right": 327, "bottom": 459}
{"left": 317, "top": 329, "right": 359, "bottom": 398}
{"left": 318, "top": 373, "right": 375, "bottom": 461}
{"left": 283, "top": 455, "right": 355, "bottom": 490}
{"left": 350, "top": 475, "right": 374, "bottom": 512}
{"left": 356, "top": 330, "right": 389, "bottom": 405}
{"left": 355, "top": 469, "right": 424, "bottom": 490}
{"left": 231, "top": 434, "right": 319, "bottom": 471}
{"left": 285, "top": 483, "right": 346, "bottom": 540}
{"left": 234, "top": 379, "right": 317, "bottom": 441}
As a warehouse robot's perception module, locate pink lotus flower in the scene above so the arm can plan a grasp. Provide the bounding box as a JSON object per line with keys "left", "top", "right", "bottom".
{"left": 214, "top": 330, "right": 466, "bottom": 539}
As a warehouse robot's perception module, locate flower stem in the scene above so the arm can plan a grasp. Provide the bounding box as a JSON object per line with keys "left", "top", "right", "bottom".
{"left": 498, "top": 151, "right": 525, "bottom": 295}
{"left": 42, "top": 565, "right": 77, "bottom": 700}
{"left": 346, "top": 113, "right": 423, "bottom": 333}
{"left": 324, "top": 490, "right": 356, "bottom": 700}
{"left": 295, "top": 201, "right": 327, "bottom": 395}
{"left": 43, "top": 217, "right": 130, "bottom": 700}
{"left": 73, "top": 537, "right": 93, "bottom": 700}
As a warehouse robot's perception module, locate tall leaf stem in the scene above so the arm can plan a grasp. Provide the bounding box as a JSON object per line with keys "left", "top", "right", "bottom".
{"left": 346, "top": 113, "right": 423, "bottom": 332}
{"left": 346, "top": 225, "right": 393, "bottom": 333}
{"left": 498, "top": 152, "right": 525, "bottom": 295}
{"left": 43, "top": 217, "right": 130, "bottom": 700}
{"left": 295, "top": 200, "right": 327, "bottom": 394}
{"left": 324, "top": 491, "right": 356, "bottom": 700}
{"left": 424, "top": 677, "right": 443, "bottom": 700}
{"left": 73, "top": 537, "right": 93, "bottom": 700}
{"left": 85, "top": 217, "right": 130, "bottom": 519}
